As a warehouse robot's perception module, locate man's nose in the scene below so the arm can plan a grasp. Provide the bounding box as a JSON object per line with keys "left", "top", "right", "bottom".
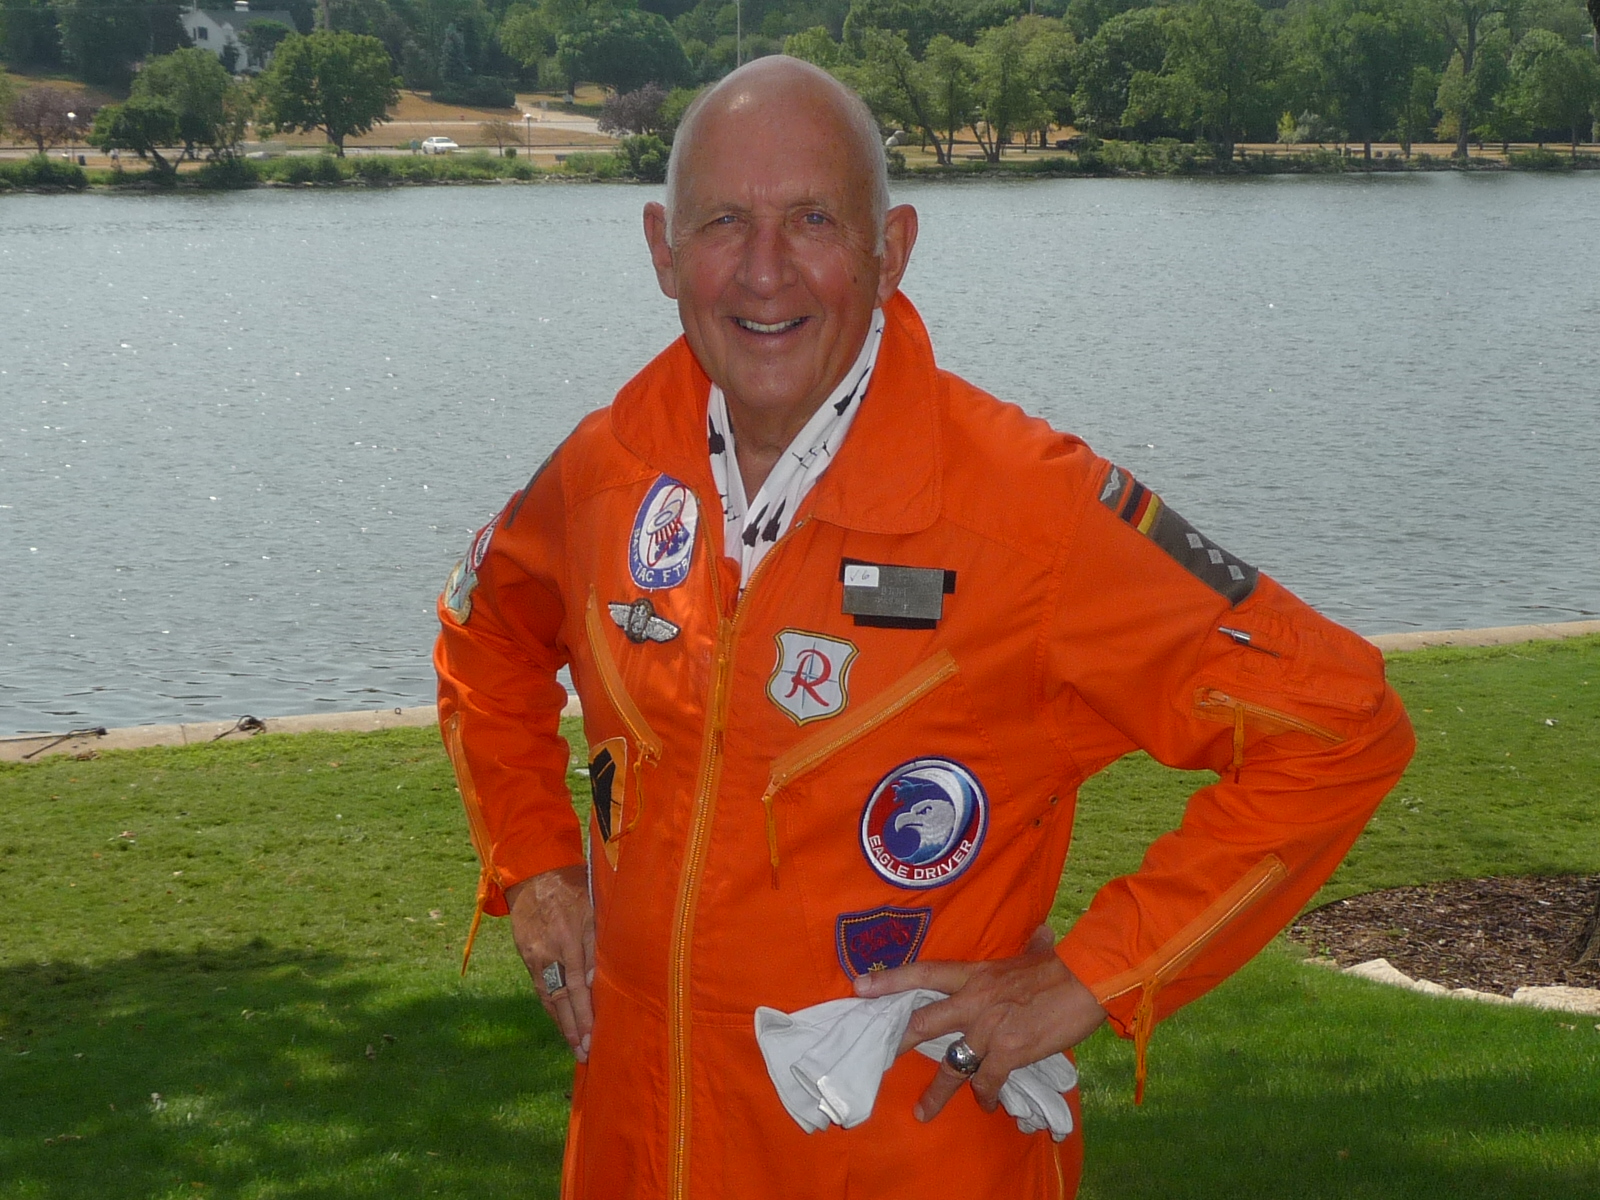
{"left": 736, "top": 219, "right": 793, "bottom": 296}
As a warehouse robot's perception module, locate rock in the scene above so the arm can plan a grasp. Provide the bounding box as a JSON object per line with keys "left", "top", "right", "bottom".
{"left": 1510, "top": 986, "right": 1600, "bottom": 1015}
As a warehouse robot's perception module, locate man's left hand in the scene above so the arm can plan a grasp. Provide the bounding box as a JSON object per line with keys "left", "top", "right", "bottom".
{"left": 851, "top": 925, "right": 1108, "bottom": 1123}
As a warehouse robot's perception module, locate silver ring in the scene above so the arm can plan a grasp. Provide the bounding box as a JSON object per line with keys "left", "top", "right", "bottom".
{"left": 944, "top": 1038, "right": 982, "bottom": 1076}
{"left": 541, "top": 960, "right": 567, "bottom": 995}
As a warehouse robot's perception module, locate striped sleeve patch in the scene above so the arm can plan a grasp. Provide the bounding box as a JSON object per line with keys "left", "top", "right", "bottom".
{"left": 1098, "top": 466, "right": 1259, "bottom": 605}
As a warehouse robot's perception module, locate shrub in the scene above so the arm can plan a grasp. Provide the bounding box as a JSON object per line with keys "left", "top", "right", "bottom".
{"left": 196, "top": 157, "right": 259, "bottom": 188}
{"left": 561, "top": 151, "right": 623, "bottom": 178}
{"left": 353, "top": 156, "right": 397, "bottom": 182}
{"left": 616, "top": 133, "right": 667, "bottom": 182}
{"left": 1508, "top": 147, "right": 1568, "bottom": 170}
{"left": 0, "top": 154, "right": 88, "bottom": 189}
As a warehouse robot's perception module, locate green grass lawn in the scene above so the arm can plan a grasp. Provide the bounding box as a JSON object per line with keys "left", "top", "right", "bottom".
{"left": 2, "top": 637, "right": 1596, "bottom": 1198}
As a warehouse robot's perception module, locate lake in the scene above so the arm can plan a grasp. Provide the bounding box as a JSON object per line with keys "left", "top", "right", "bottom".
{"left": 2, "top": 173, "right": 1597, "bottom": 735}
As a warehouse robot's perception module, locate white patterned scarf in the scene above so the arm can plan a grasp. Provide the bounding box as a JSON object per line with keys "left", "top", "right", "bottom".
{"left": 708, "top": 309, "right": 886, "bottom": 585}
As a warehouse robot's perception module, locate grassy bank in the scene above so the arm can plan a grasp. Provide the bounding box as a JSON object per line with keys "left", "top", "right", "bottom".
{"left": 1, "top": 636, "right": 1596, "bottom": 1197}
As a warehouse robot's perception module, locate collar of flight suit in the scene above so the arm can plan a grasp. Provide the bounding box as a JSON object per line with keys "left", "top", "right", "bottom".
{"left": 608, "top": 289, "right": 944, "bottom": 539}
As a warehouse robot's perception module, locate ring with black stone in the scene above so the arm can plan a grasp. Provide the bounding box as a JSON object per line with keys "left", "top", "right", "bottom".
{"left": 944, "top": 1038, "right": 983, "bottom": 1076}
{"left": 541, "top": 960, "right": 568, "bottom": 996}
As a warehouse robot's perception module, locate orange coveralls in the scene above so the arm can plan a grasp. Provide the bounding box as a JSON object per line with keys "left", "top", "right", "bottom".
{"left": 434, "top": 292, "right": 1415, "bottom": 1200}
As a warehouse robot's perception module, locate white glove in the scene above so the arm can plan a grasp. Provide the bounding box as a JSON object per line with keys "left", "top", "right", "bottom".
{"left": 754, "top": 989, "right": 1077, "bottom": 1140}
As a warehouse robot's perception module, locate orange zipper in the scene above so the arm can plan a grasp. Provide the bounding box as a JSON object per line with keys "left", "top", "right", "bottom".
{"left": 1194, "top": 688, "right": 1343, "bottom": 779}
{"left": 441, "top": 711, "right": 498, "bottom": 977}
{"left": 1093, "top": 853, "right": 1289, "bottom": 1103}
{"left": 584, "top": 587, "right": 665, "bottom": 762}
{"left": 666, "top": 515, "right": 802, "bottom": 1200}
{"left": 757, "top": 650, "right": 959, "bottom": 887}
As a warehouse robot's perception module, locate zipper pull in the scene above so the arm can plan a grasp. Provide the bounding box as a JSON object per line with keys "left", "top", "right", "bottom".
{"left": 1132, "top": 979, "right": 1158, "bottom": 1105}
{"left": 760, "top": 785, "right": 781, "bottom": 889}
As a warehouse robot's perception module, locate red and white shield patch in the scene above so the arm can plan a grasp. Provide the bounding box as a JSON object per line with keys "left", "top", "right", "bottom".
{"left": 767, "top": 630, "right": 858, "bottom": 725}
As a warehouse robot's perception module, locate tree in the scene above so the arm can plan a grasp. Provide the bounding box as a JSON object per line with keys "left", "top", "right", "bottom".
{"left": 240, "top": 19, "right": 295, "bottom": 67}
{"left": 1019, "top": 15, "right": 1077, "bottom": 149}
{"left": 134, "top": 48, "right": 250, "bottom": 161}
{"left": 971, "top": 19, "right": 1052, "bottom": 160}
{"left": 56, "top": 0, "right": 186, "bottom": 86}
{"left": 256, "top": 30, "right": 401, "bottom": 156}
{"left": 1424, "top": 0, "right": 1520, "bottom": 156}
{"left": 1, "top": 0, "right": 64, "bottom": 69}
{"left": 498, "top": 3, "right": 560, "bottom": 69}
{"left": 920, "top": 33, "right": 978, "bottom": 163}
{"left": 1508, "top": 26, "right": 1600, "bottom": 155}
{"left": 1435, "top": 24, "right": 1510, "bottom": 149}
{"left": 480, "top": 117, "right": 518, "bottom": 152}
{"left": 598, "top": 82, "right": 670, "bottom": 135}
{"left": 9, "top": 85, "right": 90, "bottom": 154}
{"left": 439, "top": 22, "right": 472, "bottom": 86}
{"left": 1283, "top": 0, "right": 1421, "bottom": 161}
{"left": 557, "top": 9, "right": 691, "bottom": 93}
{"left": 845, "top": 28, "right": 943, "bottom": 162}
{"left": 784, "top": 25, "right": 844, "bottom": 67}
{"left": 1070, "top": 6, "right": 1171, "bottom": 137}
{"left": 1395, "top": 62, "right": 1440, "bottom": 152}
{"left": 89, "top": 95, "right": 181, "bottom": 173}
{"left": 0, "top": 74, "right": 14, "bottom": 142}
{"left": 1126, "top": 0, "right": 1276, "bottom": 160}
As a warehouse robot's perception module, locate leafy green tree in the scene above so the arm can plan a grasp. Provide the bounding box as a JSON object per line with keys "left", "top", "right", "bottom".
{"left": 1395, "top": 61, "right": 1440, "bottom": 151}
{"left": 1, "top": 0, "right": 64, "bottom": 69}
{"left": 1019, "top": 14, "right": 1077, "bottom": 148}
{"left": 1434, "top": 22, "right": 1510, "bottom": 147}
{"left": 56, "top": 0, "right": 185, "bottom": 86}
{"left": 1070, "top": 5, "right": 1171, "bottom": 136}
{"left": 498, "top": 2, "right": 562, "bottom": 69}
{"left": 1508, "top": 25, "right": 1600, "bottom": 154}
{"left": 844, "top": 28, "right": 942, "bottom": 160}
{"left": 240, "top": 18, "right": 295, "bottom": 67}
{"left": 256, "top": 30, "right": 401, "bottom": 156}
{"left": 134, "top": 48, "right": 252, "bottom": 161}
{"left": 970, "top": 18, "right": 1054, "bottom": 159}
{"left": 785, "top": 23, "right": 845, "bottom": 64}
{"left": 1064, "top": 0, "right": 1145, "bottom": 40}
{"left": 1283, "top": 0, "right": 1428, "bottom": 160}
{"left": 1127, "top": 0, "right": 1276, "bottom": 160}
{"left": 89, "top": 95, "right": 181, "bottom": 174}
{"left": 1423, "top": 0, "right": 1519, "bottom": 156}
{"left": 843, "top": 0, "right": 1024, "bottom": 58}
{"left": 557, "top": 9, "right": 691, "bottom": 93}
{"left": 440, "top": 22, "right": 473, "bottom": 85}
{"left": 920, "top": 32, "right": 979, "bottom": 162}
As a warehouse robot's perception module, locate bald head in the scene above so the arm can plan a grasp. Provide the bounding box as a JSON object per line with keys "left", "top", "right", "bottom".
{"left": 664, "top": 56, "right": 889, "bottom": 251}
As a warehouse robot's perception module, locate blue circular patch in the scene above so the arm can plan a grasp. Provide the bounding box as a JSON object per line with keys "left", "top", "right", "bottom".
{"left": 628, "top": 475, "right": 698, "bottom": 590}
{"left": 860, "top": 758, "right": 988, "bottom": 889}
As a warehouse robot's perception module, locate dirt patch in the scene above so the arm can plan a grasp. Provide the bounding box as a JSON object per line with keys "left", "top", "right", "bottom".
{"left": 1289, "top": 875, "right": 1600, "bottom": 996}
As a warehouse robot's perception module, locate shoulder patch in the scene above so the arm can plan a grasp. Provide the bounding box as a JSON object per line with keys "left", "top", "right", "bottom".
{"left": 1099, "top": 466, "right": 1258, "bottom": 605}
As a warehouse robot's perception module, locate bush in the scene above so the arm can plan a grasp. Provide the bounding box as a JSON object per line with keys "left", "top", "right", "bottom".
{"left": 196, "top": 157, "right": 259, "bottom": 188}
{"left": 560, "top": 151, "right": 624, "bottom": 178}
{"left": 431, "top": 76, "right": 516, "bottom": 109}
{"left": 616, "top": 133, "right": 668, "bottom": 182}
{"left": 0, "top": 154, "right": 89, "bottom": 189}
{"left": 504, "top": 146, "right": 516, "bottom": 159}
{"left": 1508, "top": 147, "right": 1569, "bottom": 170}
{"left": 353, "top": 155, "right": 397, "bottom": 182}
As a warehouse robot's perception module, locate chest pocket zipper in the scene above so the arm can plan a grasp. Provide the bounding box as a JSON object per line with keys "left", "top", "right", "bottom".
{"left": 585, "top": 587, "right": 664, "bottom": 841}
{"left": 758, "top": 650, "right": 960, "bottom": 887}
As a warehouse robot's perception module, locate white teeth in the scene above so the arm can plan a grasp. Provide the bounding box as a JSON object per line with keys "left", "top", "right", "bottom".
{"left": 736, "top": 317, "right": 804, "bottom": 334}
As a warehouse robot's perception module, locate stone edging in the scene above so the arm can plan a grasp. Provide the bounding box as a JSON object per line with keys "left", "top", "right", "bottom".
{"left": 3, "top": 619, "right": 1595, "bottom": 764}
{"left": 1307, "top": 955, "right": 1600, "bottom": 1016}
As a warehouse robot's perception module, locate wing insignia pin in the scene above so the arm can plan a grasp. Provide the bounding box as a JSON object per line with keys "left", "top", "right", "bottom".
{"left": 608, "top": 598, "right": 681, "bottom": 644}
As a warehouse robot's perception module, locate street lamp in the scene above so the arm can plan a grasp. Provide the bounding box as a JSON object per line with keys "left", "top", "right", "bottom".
{"left": 524, "top": 112, "right": 532, "bottom": 153}
{"left": 66, "top": 111, "right": 76, "bottom": 159}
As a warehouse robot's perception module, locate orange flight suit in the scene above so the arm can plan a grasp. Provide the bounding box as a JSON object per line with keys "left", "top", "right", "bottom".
{"left": 434, "top": 291, "right": 1415, "bottom": 1200}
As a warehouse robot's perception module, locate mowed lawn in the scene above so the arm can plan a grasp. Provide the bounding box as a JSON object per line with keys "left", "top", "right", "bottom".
{"left": 1, "top": 637, "right": 1596, "bottom": 1198}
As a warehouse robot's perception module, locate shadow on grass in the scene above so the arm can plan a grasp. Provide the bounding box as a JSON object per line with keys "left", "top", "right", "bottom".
{"left": 0, "top": 941, "right": 570, "bottom": 1199}
{"left": 1077, "top": 950, "right": 1600, "bottom": 1200}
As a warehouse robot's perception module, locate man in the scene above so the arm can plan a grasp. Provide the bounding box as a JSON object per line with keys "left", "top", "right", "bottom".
{"left": 434, "top": 57, "right": 1414, "bottom": 1199}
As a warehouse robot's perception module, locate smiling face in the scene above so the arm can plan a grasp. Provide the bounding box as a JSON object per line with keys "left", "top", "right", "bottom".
{"left": 643, "top": 60, "right": 916, "bottom": 444}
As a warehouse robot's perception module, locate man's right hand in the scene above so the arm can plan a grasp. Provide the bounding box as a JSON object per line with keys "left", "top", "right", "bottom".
{"left": 505, "top": 865, "right": 596, "bottom": 1062}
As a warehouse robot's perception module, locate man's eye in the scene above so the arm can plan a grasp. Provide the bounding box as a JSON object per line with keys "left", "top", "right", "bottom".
{"left": 801, "top": 212, "right": 829, "bottom": 225}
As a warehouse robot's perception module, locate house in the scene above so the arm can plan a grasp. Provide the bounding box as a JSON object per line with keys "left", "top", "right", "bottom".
{"left": 183, "top": 1, "right": 299, "bottom": 74}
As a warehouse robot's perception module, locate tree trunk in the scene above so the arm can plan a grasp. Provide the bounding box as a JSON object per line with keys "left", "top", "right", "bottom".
{"left": 1575, "top": 881, "right": 1600, "bottom": 966}
{"left": 1364, "top": 140, "right": 1372, "bottom": 162}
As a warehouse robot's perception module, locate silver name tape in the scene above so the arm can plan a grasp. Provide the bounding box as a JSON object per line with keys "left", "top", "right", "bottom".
{"left": 609, "top": 598, "right": 681, "bottom": 644}
{"left": 839, "top": 560, "right": 955, "bottom": 629}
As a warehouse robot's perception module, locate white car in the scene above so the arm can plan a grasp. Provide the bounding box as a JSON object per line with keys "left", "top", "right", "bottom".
{"left": 421, "top": 136, "right": 459, "bottom": 155}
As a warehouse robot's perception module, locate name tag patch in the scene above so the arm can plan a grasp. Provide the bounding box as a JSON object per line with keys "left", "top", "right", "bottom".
{"left": 768, "top": 630, "right": 858, "bottom": 724}
{"left": 840, "top": 559, "right": 956, "bottom": 629}
{"left": 629, "top": 475, "right": 699, "bottom": 590}
{"left": 860, "top": 757, "right": 988, "bottom": 889}
{"left": 835, "top": 906, "right": 932, "bottom": 980}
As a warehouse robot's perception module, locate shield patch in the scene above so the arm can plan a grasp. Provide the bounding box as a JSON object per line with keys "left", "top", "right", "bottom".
{"left": 767, "top": 630, "right": 858, "bottom": 724}
{"left": 835, "top": 906, "right": 931, "bottom": 980}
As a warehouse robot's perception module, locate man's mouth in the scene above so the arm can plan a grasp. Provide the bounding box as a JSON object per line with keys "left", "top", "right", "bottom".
{"left": 734, "top": 316, "right": 807, "bottom": 334}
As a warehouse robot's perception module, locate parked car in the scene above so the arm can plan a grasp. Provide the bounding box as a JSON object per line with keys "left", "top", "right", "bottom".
{"left": 421, "top": 136, "right": 459, "bottom": 155}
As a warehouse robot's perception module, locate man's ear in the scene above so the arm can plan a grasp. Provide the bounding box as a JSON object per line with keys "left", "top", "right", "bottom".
{"left": 875, "top": 204, "right": 919, "bottom": 305}
{"left": 642, "top": 202, "right": 679, "bottom": 300}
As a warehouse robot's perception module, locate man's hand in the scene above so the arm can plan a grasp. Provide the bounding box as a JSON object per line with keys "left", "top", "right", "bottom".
{"left": 852, "top": 925, "right": 1107, "bottom": 1123}
{"left": 505, "top": 865, "right": 596, "bottom": 1062}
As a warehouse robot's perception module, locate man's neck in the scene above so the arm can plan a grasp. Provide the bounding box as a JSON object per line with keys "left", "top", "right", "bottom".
{"left": 725, "top": 396, "right": 828, "bottom": 501}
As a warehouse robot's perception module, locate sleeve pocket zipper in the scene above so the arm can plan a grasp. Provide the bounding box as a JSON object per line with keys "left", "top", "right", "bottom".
{"left": 1093, "top": 853, "right": 1290, "bottom": 1104}
{"left": 1194, "top": 688, "right": 1345, "bottom": 780}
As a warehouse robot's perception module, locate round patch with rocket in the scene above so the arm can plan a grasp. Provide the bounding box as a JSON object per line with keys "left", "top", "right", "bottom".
{"left": 629, "top": 475, "right": 699, "bottom": 590}
{"left": 860, "top": 758, "right": 988, "bottom": 889}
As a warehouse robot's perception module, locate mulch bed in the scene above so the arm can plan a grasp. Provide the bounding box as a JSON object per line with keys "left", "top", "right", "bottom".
{"left": 1288, "top": 875, "right": 1600, "bottom": 996}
